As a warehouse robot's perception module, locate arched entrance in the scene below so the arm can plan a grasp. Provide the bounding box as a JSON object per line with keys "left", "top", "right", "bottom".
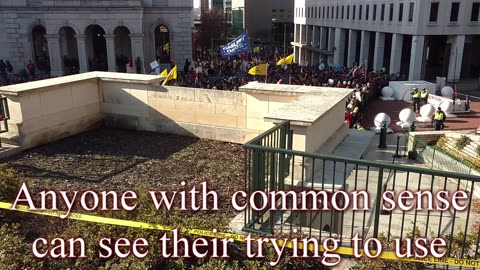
{"left": 85, "top": 24, "right": 107, "bottom": 71}
{"left": 154, "top": 25, "right": 170, "bottom": 63}
{"left": 114, "top": 26, "right": 132, "bottom": 73}
{"left": 31, "top": 25, "right": 50, "bottom": 74}
{"left": 59, "top": 26, "right": 79, "bottom": 75}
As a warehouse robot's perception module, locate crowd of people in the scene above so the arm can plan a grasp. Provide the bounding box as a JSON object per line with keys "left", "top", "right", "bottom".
{"left": 167, "top": 50, "right": 391, "bottom": 131}
{"left": 1, "top": 49, "right": 392, "bottom": 131}
{"left": 0, "top": 59, "right": 46, "bottom": 86}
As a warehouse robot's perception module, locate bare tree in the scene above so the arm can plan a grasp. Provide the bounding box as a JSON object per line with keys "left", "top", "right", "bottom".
{"left": 196, "top": 9, "right": 230, "bottom": 50}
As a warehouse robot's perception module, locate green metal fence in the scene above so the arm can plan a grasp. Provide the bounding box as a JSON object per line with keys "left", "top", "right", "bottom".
{"left": 409, "top": 135, "right": 475, "bottom": 175}
{"left": 243, "top": 120, "right": 480, "bottom": 268}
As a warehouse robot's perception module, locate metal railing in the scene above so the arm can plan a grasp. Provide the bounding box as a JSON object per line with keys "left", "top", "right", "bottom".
{"left": 243, "top": 120, "right": 480, "bottom": 267}
{"left": 0, "top": 97, "right": 10, "bottom": 147}
{"left": 409, "top": 135, "right": 476, "bottom": 176}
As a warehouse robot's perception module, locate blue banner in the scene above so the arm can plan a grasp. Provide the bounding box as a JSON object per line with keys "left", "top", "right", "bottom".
{"left": 220, "top": 33, "right": 251, "bottom": 58}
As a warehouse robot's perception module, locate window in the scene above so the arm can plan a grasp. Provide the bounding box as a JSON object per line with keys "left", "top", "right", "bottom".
{"left": 280, "top": 9, "right": 284, "bottom": 12}
{"left": 381, "top": 4, "right": 385, "bottom": 21}
{"left": 450, "top": 2, "right": 460, "bottom": 22}
{"left": 429, "top": 2, "right": 439, "bottom": 22}
{"left": 336, "top": 6, "right": 339, "bottom": 19}
{"left": 347, "top": 5, "right": 350, "bottom": 20}
{"left": 359, "top": 5, "right": 362, "bottom": 20}
{"left": 373, "top": 4, "right": 377, "bottom": 20}
{"left": 389, "top": 3, "right": 394, "bottom": 21}
{"left": 315, "top": 6, "right": 318, "bottom": 18}
{"left": 323, "top": 6, "right": 326, "bottom": 18}
{"left": 327, "top": 6, "right": 330, "bottom": 18}
{"left": 272, "top": 9, "right": 276, "bottom": 12}
{"left": 353, "top": 5, "right": 356, "bottom": 20}
{"left": 408, "top": 2, "right": 414, "bottom": 22}
{"left": 366, "top": 4, "right": 370, "bottom": 20}
{"left": 331, "top": 6, "right": 334, "bottom": 19}
{"left": 399, "top": 3, "right": 403, "bottom": 21}
{"left": 342, "top": 5, "right": 344, "bottom": 19}
{"left": 472, "top": 3, "right": 480, "bottom": 21}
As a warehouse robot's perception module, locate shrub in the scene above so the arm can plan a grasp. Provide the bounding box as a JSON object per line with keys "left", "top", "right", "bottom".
{"left": 455, "top": 135, "right": 472, "bottom": 150}
{"left": 0, "top": 223, "right": 43, "bottom": 270}
{"left": 0, "top": 164, "right": 22, "bottom": 202}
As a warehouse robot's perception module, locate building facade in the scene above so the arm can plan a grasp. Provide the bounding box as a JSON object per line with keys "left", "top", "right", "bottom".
{"left": 293, "top": 0, "right": 480, "bottom": 81}
{"left": 232, "top": 0, "right": 294, "bottom": 45}
{"left": 0, "top": 0, "right": 193, "bottom": 77}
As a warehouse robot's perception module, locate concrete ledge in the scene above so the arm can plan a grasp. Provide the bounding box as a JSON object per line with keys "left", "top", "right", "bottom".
{"left": 0, "top": 72, "right": 162, "bottom": 96}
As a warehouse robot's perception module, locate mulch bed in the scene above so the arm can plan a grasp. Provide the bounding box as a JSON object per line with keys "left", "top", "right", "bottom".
{"left": 1, "top": 128, "right": 245, "bottom": 234}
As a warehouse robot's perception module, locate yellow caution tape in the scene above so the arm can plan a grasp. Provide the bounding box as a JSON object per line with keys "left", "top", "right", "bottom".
{"left": 1, "top": 202, "right": 479, "bottom": 268}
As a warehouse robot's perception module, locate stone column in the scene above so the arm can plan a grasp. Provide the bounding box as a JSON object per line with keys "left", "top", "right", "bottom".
{"left": 320, "top": 27, "right": 327, "bottom": 50}
{"left": 312, "top": 26, "right": 318, "bottom": 48}
{"left": 44, "top": 34, "right": 63, "bottom": 77}
{"left": 359, "top": 31, "right": 370, "bottom": 66}
{"left": 294, "top": 46, "right": 300, "bottom": 63}
{"left": 373, "top": 32, "right": 385, "bottom": 71}
{"left": 75, "top": 35, "right": 89, "bottom": 73}
{"left": 409, "top": 35, "right": 425, "bottom": 80}
{"left": 302, "top": 25, "right": 307, "bottom": 44}
{"left": 24, "top": 34, "right": 34, "bottom": 66}
{"left": 334, "top": 28, "right": 345, "bottom": 66}
{"left": 347, "top": 30, "right": 358, "bottom": 67}
{"left": 328, "top": 27, "right": 334, "bottom": 51}
{"left": 390, "top": 33, "right": 403, "bottom": 75}
{"left": 104, "top": 34, "right": 116, "bottom": 72}
{"left": 447, "top": 35, "right": 465, "bottom": 82}
{"left": 305, "top": 25, "right": 311, "bottom": 46}
{"left": 294, "top": 24, "right": 299, "bottom": 43}
{"left": 130, "top": 33, "right": 145, "bottom": 74}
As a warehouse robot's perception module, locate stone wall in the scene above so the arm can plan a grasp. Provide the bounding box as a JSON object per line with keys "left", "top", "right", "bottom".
{"left": 102, "top": 85, "right": 265, "bottom": 143}
{"left": 2, "top": 77, "right": 103, "bottom": 148}
{"left": 0, "top": 73, "right": 351, "bottom": 156}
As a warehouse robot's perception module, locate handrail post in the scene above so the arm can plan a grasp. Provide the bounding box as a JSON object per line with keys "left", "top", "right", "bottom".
{"left": 373, "top": 168, "right": 384, "bottom": 240}
{"left": 393, "top": 135, "right": 402, "bottom": 158}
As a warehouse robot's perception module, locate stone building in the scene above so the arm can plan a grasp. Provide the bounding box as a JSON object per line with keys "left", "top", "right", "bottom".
{"left": 232, "top": 0, "right": 294, "bottom": 44}
{"left": 0, "top": 0, "right": 193, "bottom": 77}
{"left": 293, "top": 0, "right": 480, "bottom": 82}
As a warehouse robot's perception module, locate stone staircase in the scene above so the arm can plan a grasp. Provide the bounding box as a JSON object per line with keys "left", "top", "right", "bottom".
{"left": 436, "top": 133, "right": 480, "bottom": 169}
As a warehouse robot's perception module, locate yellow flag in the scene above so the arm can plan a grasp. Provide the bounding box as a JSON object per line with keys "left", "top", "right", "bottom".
{"left": 253, "top": 47, "right": 260, "bottom": 53}
{"left": 248, "top": 63, "right": 268, "bottom": 76}
{"left": 162, "top": 65, "right": 177, "bottom": 86}
{"left": 276, "top": 54, "right": 294, "bottom": 66}
{"left": 159, "top": 68, "right": 168, "bottom": 77}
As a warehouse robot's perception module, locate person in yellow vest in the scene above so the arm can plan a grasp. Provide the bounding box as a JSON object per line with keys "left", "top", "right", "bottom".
{"left": 431, "top": 107, "right": 446, "bottom": 131}
{"left": 411, "top": 88, "right": 421, "bottom": 113}
{"left": 420, "top": 88, "right": 429, "bottom": 107}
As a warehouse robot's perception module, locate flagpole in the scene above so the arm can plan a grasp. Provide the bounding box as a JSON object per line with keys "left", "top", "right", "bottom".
{"left": 265, "top": 64, "right": 269, "bottom": 83}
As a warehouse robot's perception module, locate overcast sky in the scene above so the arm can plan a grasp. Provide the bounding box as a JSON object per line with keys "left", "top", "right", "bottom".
{"left": 194, "top": 0, "right": 199, "bottom": 8}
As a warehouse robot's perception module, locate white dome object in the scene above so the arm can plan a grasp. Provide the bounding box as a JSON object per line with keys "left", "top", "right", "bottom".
{"left": 381, "top": 86, "right": 394, "bottom": 98}
{"left": 441, "top": 86, "right": 454, "bottom": 98}
{"left": 440, "top": 101, "right": 454, "bottom": 114}
{"left": 420, "top": 104, "right": 435, "bottom": 118}
{"left": 374, "top": 113, "right": 391, "bottom": 128}
{"left": 399, "top": 108, "right": 416, "bottom": 125}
